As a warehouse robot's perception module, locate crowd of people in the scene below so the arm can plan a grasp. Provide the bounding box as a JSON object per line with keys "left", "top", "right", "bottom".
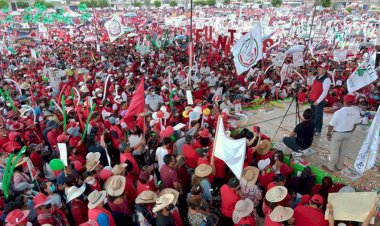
{"left": 0, "top": 4, "right": 379, "bottom": 226}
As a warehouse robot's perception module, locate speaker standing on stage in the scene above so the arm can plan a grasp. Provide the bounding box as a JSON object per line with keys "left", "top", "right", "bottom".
{"left": 309, "top": 63, "right": 332, "bottom": 135}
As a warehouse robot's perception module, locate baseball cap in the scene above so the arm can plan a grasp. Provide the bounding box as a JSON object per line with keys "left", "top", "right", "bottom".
{"left": 311, "top": 194, "right": 324, "bottom": 205}
{"left": 318, "top": 62, "right": 328, "bottom": 70}
{"left": 343, "top": 94, "right": 355, "bottom": 104}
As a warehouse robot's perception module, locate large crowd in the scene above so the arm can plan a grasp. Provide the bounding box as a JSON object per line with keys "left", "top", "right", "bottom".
{"left": 0, "top": 5, "right": 379, "bottom": 226}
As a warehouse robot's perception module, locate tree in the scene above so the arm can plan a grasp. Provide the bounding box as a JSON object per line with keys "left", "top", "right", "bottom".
{"left": 153, "top": 0, "right": 161, "bottom": 7}
{"left": 223, "top": 0, "right": 230, "bottom": 4}
{"left": 17, "top": 1, "right": 29, "bottom": 8}
{"left": 271, "top": 0, "right": 281, "bottom": 7}
{"left": 345, "top": 6, "right": 353, "bottom": 13}
{"left": 319, "top": 0, "right": 331, "bottom": 7}
{"left": 0, "top": 0, "right": 7, "bottom": 8}
{"left": 98, "top": 0, "right": 109, "bottom": 7}
{"left": 144, "top": 0, "right": 151, "bottom": 7}
{"left": 133, "top": 1, "right": 142, "bottom": 7}
{"left": 206, "top": 0, "right": 215, "bottom": 5}
{"left": 169, "top": 0, "right": 177, "bottom": 6}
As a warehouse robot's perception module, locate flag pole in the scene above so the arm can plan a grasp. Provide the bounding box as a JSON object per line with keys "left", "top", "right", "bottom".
{"left": 187, "top": 0, "right": 194, "bottom": 88}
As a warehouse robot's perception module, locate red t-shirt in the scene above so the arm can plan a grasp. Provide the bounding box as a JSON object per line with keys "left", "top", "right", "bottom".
{"left": 294, "top": 206, "right": 328, "bottom": 226}
{"left": 258, "top": 170, "right": 275, "bottom": 189}
{"left": 120, "top": 152, "right": 140, "bottom": 181}
{"left": 136, "top": 180, "right": 156, "bottom": 196}
{"left": 264, "top": 215, "right": 282, "bottom": 226}
{"left": 221, "top": 184, "right": 241, "bottom": 218}
{"left": 182, "top": 144, "right": 198, "bottom": 169}
{"left": 160, "top": 165, "right": 178, "bottom": 189}
{"left": 124, "top": 176, "right": 137, "bottom": 207}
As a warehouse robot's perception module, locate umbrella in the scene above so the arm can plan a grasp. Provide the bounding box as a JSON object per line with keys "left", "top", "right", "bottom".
{"left": 298, "top": 33, "right": 309, "bottom": 39}
{"left": 10, "top": 11, "right": 21, "bottom": 16}
{"left": 83, "top": 36, "right": 96, "bottom": 43}
{"left": 127, "top": 33, "right": 138, "bottom": 37}
{"left": 286, "top": 45, "right": 305, "bottom": 54}
{"left": 368, "top": 18, "right": 378, "bottom": 24}
{"left": 175, "top": 34, "right": 187, "bottom": 40}
{"left": 359, "top": 42, "right": 374, "bottom": 48}
{"left": 316, "top": 6, "right": 324, "bottom": 11}
{"left": 123, "top": 27, "right": 133, "bottom": 32}
{"left": 124, "top": 12, "right": 137, "bottom": 18}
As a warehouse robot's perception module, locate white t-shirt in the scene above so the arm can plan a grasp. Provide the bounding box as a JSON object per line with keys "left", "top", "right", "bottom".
{"left": 145, "top": 94, "right": 163, "bottom": 112}
{"left": 200, "top": 66, "right": 210, "bottom": 75}
{"left": 220, "top": 101, "right": 234, "bottom": 112}
{"left": 156, "top": 147, "right": 168, "bottom": 171}
{"left": 205, "top": 76, "right": 219, "bottom": 87}
{"left": 329, "top": 106, "right": 360, "bottom": 132}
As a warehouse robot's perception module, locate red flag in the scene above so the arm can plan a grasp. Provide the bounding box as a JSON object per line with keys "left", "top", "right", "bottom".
{"left": 65, "top": 34, "right": 71, "bottom": 43}
{"left": 101, "top": 32, "right": 108, "bottom": 43}
{"left": 58, "top": 30, "right": 65, "bottom": 39}
{"left": 124, "top": 77, "right": 145, "bottom": 120}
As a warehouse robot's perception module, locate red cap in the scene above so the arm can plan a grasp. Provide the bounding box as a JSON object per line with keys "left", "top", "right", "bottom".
{"left": 318, "top": 62, "right": 329, "bottom": 70}
{"left": 57, "top": 134, "right": 70, "bottom": 143}
{"left": 99, "top": 168, "right": 112, "bottom": 181}
{"left": 33, "top": 193, "right": 48, "bottom": 208}
{"left": 72, "top": 160, "right": 82, "bottom": 172}
{"left": 311, "top": 194, "right": 324, "bottom": 205}
{"left": 301, "top": 194, "right": 311, "bottom": 203}
{"left": 343, "top": 94, "right": 355, "bottom": 104}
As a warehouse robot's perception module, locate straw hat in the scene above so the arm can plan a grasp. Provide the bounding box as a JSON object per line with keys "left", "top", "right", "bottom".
{"left": 240, "top": 166, "right": 259, "bottom": 188}
{"left": 269, "top": 206, "right": 294, "bottom": 222}
{"left": 257, "top": 140, "right": 271, "bottom": 155}
{"left": 5, "top": 209, "right": 30, "bottom": 226}
{"left": 232, "top": 198, "right": 254, "bottom": 223}
{"left": 195, "top": 164, "right": 212, "bottom": 178}
{"left": 111, "top": 163, "right": 127, "bottom": 175}
{"left": 152, "top": 194, "right": 175, "bottom": 213}
{"left": 105, "top": 176, "right": 126, "bottom": 197}
{"left": 265, "top": 186, "right": 288, "bottom": 203}
{"left": 86, "top": 160, "right": 100, "bottom": 171}
{"left": 198, "top": 128, "right": 211, "bottom": 138}
{"left": 87, "top": 190, "right": 107, "bottom": 209}
{"left": 9, "top": 121, "right": 24, "bottom": 131}
{"left": 159, "top": 188, "right": 179, "bottom": 205}
{"left": 86, "top": 152, "right": 101, "bottom": 162}
{"left": 136, "top": 190, "right": 158, "bottom": 204}
{"left": 66, "top": 185, "right": 86, "bottom": 203}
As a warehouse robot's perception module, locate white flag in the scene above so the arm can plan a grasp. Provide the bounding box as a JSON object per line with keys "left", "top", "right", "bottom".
{"left": 232, "top": 23, "right": 263, "bottom": 75}
{"left": 273, "top": 52, "right": 286, "bottom": 67}
{"left": 292, "top": 52, "right": 304, "bottom": 67}
{"left": 347, "top": 52, "right": 377, "bottom": 93}
{"left": 104, "top": 15, "right": 124, "bottom": 43}
{"left": 354, "top": 106, "right": 380, "bottom": 175}
{"left": 213, "top": 116, "right": 246, "bottom": 179}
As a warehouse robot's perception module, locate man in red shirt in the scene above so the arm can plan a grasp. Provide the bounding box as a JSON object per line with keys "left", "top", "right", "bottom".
{"left": 293, "top": 194, "right": 329, "bottom": 226}
{"left": 221, "top": 178, "right": 241, "bottom": 226}
{"left": 119, "top": 142, "right": 140, "bottom": 181}
{"left": 182, "top": 135, "right": 198, "bottom": 170}
{"left": 160, "top": 154, "right": 182, "bottom": 194}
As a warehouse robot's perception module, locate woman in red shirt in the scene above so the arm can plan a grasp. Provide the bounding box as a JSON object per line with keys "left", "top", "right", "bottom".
{"left": 232, "top": 199, "right": 256, "bottom": 226}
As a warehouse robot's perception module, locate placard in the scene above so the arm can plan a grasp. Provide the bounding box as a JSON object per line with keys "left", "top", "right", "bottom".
{"left": 333, "top": 49, "right": 347, "bottom": 62}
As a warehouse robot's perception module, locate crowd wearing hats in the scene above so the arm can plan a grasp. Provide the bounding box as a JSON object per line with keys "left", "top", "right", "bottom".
{"left": 0, "top": 4, "right": 379, "bottom": 226}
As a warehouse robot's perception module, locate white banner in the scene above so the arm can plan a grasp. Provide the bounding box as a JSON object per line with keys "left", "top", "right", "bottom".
{"left": 104, "top": 15, "right": 124, "bottom": 43}
{"left": 232, "top": 23, "right": 263, "bottom": 75}
{"left": 347, "top": 52, "right": 377, "bottom": 93}
{"left": 293, "top": 52, "right": 304, "bottom": 67}
{"left": 213, "top": 116, "right": 246, "bottom": 179}
{"left": 333, "top": 49, "right": 347, "bottom": 62}
{"left": 273, "top": 52, "right": 286, "bottom": 67}
{"left": 354, "top": 106, "right": 380, "bottom": 175}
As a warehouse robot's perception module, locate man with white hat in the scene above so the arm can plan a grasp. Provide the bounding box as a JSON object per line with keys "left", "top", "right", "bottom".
{"left": 87, "top": 190, "right": 116, "bottom": 226}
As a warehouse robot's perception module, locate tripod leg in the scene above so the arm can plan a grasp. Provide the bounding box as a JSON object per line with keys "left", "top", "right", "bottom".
{"left": 272, "top": 97, "right": 296, "bottom": 140}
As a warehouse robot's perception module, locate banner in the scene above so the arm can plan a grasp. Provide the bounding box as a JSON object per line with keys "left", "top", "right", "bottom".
{"left": 293, "top": 52, "right": 304, "bottom": 67}
{"left": 347, "top": 52, "right": 377, "bottom": 93}
{"left": 213, "top": 116, "right": 246, "bottom": 179}
{"left": 232, "top": 23, "right": 263, "bottom": 75}
{"left": 354, "top": 106, "right": 380, "bottom": 175}
{"left": 273, "top": 52, "right": 286, "bottom": 66}
{"left": 333, "top": 49, "right": 347, "bottom": 62}
{"left": 325, "top": 192, "right": 377, "bottom": 224}
{"left": 312, "top": 41, "right": 327, "bottom": 55}
{"left": 104, "top": 15, "right": 124, "bottom": 43}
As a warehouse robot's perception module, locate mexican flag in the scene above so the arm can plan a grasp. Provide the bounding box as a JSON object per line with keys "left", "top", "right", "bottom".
{"left": 346, "top": 52, "right": 377, "bottom": 93}
{"left": 232, "top": 23, "right": 263, "bottom": 75}
{"left": 104, "top": 15, "right": 124, "bottom": 43}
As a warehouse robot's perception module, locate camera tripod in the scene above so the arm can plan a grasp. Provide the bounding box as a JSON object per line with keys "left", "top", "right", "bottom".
{"left": 272, "top": 91, "right": 301, "bottom": 140}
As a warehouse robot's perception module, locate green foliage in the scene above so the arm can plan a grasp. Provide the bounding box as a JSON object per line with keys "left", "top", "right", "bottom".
{"left": 133, "top": 1, "right": 142, "bottom": 7}
{"left": 153, "top": 0, "right": 161, "bottom": 7}
{"left": 257, "top": 0, "right": 262, "bottom": 3}
{"left": 144, "top": 0, "right": 151, "bottom": 6}
{"left": 345, "top": 6, "right": 352, "bottom": 13}
{"left": 98, "top": 0, "right": 109, "bottom": 7}
{"left": 0, "top": 0, "right": 8, "bottom": 8}
{"left": 45, "top": 2, "right": 54, "bottom": 8}
{"left": 223, "top": 0, "right": 230, "bottom": 4}
{"left": 194, "top": 0, "right": 206, "bottom": 6}
{"left": 271, "top": 0, "right": 281, "bottom": 7}
{"left": 169, "top": 0, "right": 177, "bottom": 6}
{"left": 17, "top": 1, "right": 29, "bottom": 8}
{"left": 319, "top": 0, "right": 330, "bottom": 7}
{"left": 206, "top": 0, "right": 215, "bottom": 5}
